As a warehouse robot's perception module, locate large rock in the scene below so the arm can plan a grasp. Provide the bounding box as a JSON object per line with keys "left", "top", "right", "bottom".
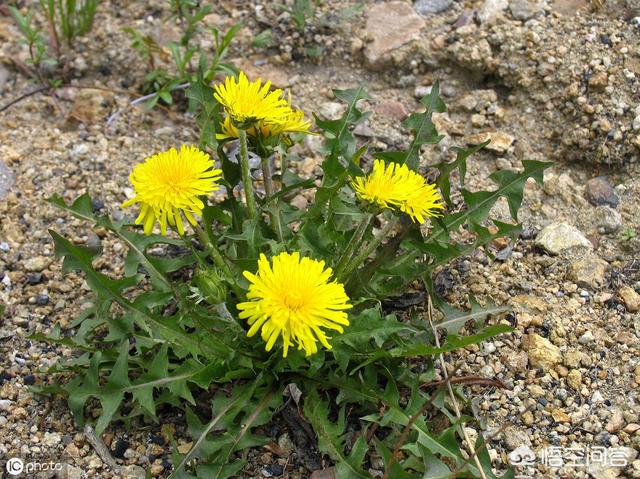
{"left": 522, "top": 333, "right": 562, "bottom": 371}
{"left": 536, "top": 223, "right": 593, "bottom": 255}
{"left": 569, "top": 257, "right": 609, "bottom": 289}
{"left": 364, "top": 2, "right": 425, "bottom": 71}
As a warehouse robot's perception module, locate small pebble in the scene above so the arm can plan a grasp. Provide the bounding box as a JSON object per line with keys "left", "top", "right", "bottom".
{"left": 36, "top": 294, "right": 50, "bottom": 305}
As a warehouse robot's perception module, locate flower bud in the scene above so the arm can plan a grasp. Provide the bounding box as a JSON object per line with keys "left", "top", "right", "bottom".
{"left": 194, "top": 267, "right": 227, "bottom": 305}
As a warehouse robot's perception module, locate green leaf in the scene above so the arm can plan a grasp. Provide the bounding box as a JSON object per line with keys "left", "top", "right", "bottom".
{"left": 431, "top": 160, "right": 552, "bottom": 243}
{"left": 187, "top": 77, "right": 220, "bottom": 149}
{"left": 331, "top": 308, "right": 415, "bottom": 372}
{"left": 475, "top": 434, "right": 515, "bottom": 479}
{"left": 207, "top": 390, "right": 280, "bottom": 479}
{"left": 391, "top": 324, "right": 513, "bottom": 357}
{"left": 436, "top": 142, "right": 488, "bottom": 206}
{"left": 374, "top": 439, "right": 420, "bottom": 479}
{"left": 402, "top": 82, "right": 446, "bottom": 170}
{"left": 49, "top": 230, "right": 213, "bottom": 358}
{"left": 129, "top": 344, "right": 170, "bottom": 418}
{"left": 224, "top": 217, "right": 266, "bottom": 259}
{"left": 304, "top": 390, "right": 371, "bottom": 478}
{"left": 65, "top": 352, "right": 102, "bottom": 426}
{"left": 95, "top": 342, "right": 131, "bottom": 435}
{"left": 47, "top": 193, "right": 95, "bottom": 222}
{"left": 307, "top": 86, "right": 371, "bottom": 223}
{"left": 252, "top": 29, "right": 273, "bottom": 48}
{"left": 434, "top": 297, "right": 509, "bottom": 335}
{"left": 168, "top": 381, "right": 262, "bottom": 479}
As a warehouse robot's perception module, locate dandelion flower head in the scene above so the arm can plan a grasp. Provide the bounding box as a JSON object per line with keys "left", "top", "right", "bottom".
{"left": 121, "top": 145, "right": 222, "bottom": 235}
{"left": 237, "top": 252, "right": 352, "bottom": 357}
{"left": 352, "top": 160, "right": 445, "bottom": 223}
{"left": 214, "top": 71, "right": 292, "bottom": 126}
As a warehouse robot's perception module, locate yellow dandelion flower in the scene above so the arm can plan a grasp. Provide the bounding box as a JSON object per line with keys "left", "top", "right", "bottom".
{"left": 213, "top": 71, "right": 291, "bottom": 126}
{"left": 216, "top": 109, "right": 312, "bottom": 140}
{"left": 237, "top": 252, "right": 352, "bottom": 357}
{"left": 121, "top": 145, "right": 222, "bottom": 235}
{"left": 352, "top": 160, "right": 445, "bottom": 223}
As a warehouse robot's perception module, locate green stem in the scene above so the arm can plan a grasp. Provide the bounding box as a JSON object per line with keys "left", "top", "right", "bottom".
{"left": 261, "top": 154, "right": 285, "bottom": 242}
{"left": 334, "top": 212, "right": 373, "bottom": 281}
{"left": 340, "top": 218, "right": 398, "bottom": 284}
{"left": 262, "top": 155, "right": 275, "bottom": 198}
{"left": 238, "top": 128, "right": 257, "bottom": 219}
{"left": 280, "top": 153, "right": 288, "bottom": 191}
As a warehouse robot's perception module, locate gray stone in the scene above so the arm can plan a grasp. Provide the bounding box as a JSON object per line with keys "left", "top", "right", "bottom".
{"left": 535, "top": 223, "right": 592, "bottom": 255}
{"left": 509, "top": 0, "right": 545, "bottom": 20}
{"left": 414, "top": 85, "right": 433, "bottom": 98}
{"left": 595, "top": 206, "right": 622, "bottom": 234}
{"left": 319, "top": 102, "right": 345, "bottom": 120}
{"left": 502, "top": 426, "right": 532, "bottom": 450}
{"left": 578, "top": 331, "right": 595, "bottom": 344}
{"left": 70, "top": 143, "right": 90, "bottom": 160}
{"left": 0, "top": 64, "right": 9, "bottom": 89}
{"left": 479, "top": 0, "right": 508, "bottom": 22}
{"left": 0, "top": 160, "right": 15, "bottom": 201}
{"left": 364, "top": 2, "right": 425, "bottom": 71}
{"left": 585, "top": 177, "right": 620, "bottom": 208}
{"left": 414, "top": 0, "right": 453, "bottom": 15}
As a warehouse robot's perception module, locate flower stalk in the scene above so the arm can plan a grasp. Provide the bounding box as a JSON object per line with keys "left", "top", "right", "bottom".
{"left": 339, "top": 218, "right": 398, "bottom": 283}
{"left": 261, "top": 153, "right": 285, "bottom": 242}
{"left": 238, "top": 128, "right": 258, "bottom": 220}
{"left": 334, "top": 212, "right": 373, "bottom": 280}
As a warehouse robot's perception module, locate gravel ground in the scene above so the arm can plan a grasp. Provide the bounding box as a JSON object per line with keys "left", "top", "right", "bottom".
{"left": 1, "top": 1, "right": 639, "bottom": 478}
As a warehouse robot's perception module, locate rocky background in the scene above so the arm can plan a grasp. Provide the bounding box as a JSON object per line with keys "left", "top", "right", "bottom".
{"left": 0, "top": 0, "right": 639, "bottom": 478}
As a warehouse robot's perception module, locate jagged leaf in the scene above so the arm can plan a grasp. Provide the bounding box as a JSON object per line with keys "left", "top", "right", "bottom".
{"left": 95, "top": 342, "right": 131, "bottom": 435}
{"left": 435, "top": 297, "right": 508, "bottom": 334}
{"left": 304, "top": 390, "right": 371, "bottom": 478}
{"left": 48, "top": 193, "right": 96, "bottom": 222}
{"left": 402, "top": 82, "right": 446, "bottom": 170}
{"left": 436, "top": 142, "right": 488, "bottom": 206}
{"left": 391, "top": 324, "right": 513, "bottom": 357}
